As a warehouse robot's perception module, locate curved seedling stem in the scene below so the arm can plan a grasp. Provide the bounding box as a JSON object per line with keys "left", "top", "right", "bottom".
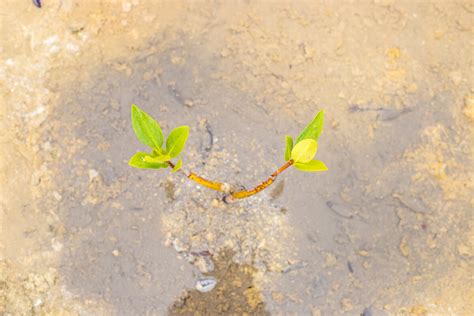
{"left": 167, "top": 160, "right": 294, "bottom": 202}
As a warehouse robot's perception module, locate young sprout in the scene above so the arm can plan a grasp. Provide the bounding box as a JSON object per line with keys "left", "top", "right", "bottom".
{"left": 129, "top": 104, "right": 328, "bottom": 202}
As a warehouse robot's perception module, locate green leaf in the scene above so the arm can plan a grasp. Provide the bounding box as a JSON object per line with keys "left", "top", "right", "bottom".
{"left": 129, "top": 152, "right": 167, "bottom": 169}
{"left": 131, "top": 104, "right": 164, "bottom": 149}
{"left": 291, "top": 139, "right": 318, "bottom": 163}
{"left": 284, "top": 135, "right": 293, "bottom": 161}
{"left": 172, "top": 158, "right": 183, "bottom": 173}
{"left": 296, "top": 110, "right": 324, "bottom": 143}
{"left": 166, "top": 126, "right": 189, "bottom": 158}
{"left": 144, "top": 154, "right": 171, "bottom": 163}
{"left": 152, "top": 147, "right": 167, "bottom": 156}
{"left": 294, "top": 160, "right": 328, "bottom": 172}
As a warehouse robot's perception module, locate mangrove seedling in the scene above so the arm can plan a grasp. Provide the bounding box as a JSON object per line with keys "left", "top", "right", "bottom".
{"left": 129, "top": 104, "right": 328, "bottom": 203}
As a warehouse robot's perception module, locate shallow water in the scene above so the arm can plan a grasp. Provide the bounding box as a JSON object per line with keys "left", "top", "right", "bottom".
{"left": 1, "top": 1, "right": 473, "bottom": 315}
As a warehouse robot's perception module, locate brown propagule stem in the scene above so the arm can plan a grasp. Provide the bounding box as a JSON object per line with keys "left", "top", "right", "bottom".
{"left": 166, "top": 159, "right": 295, "bottom": 203}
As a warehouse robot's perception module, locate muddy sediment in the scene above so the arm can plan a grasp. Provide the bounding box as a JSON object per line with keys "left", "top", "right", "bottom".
{"left": 1, "top": 1, "right": 473, "bottom": 314}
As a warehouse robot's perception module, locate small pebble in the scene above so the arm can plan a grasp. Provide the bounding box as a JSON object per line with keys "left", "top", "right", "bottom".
{"left": 196, "top": 277, "right": 217, "bottom": 293}
{"left": 88, "top": 169, "right": 99, "bottom": 180}
{"left": 52, "top": 191, "right": 62, "bottom": 201}
{"left": 173, "top": 239, "right": 189, "bottom": 253}
{"left": 33, "top": 297, "right": 43, "bottom": 307}
{"left": 361, "top": 307, "right": 373, "bottom": 316}
{"left": 52, "top": 240, "right": 63, "bottom": 252}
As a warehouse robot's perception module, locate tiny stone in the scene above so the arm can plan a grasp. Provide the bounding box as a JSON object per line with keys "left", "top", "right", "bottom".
{"left": 33, "top": 298, "right": 43, "bottom": 307}
{"left": 196, "top": 277, "right": 217, "bottom": 292}
{"left": 112, "top": 249, "right": 120, "bottom": 257}
{"left": 221, "top": 183, "right": 232, "bottom": 193}
{"left": 88, "top": 169, "right": 99, "bottom": 180}
{"left": 52, "top": 240, "right": 63, "bottom": 252}
{"left": 173, "top": 239, "right": 189, "bottom": 253}
{"left": 52, "top": 191, "right": 62, "bottom": 201}
{"left": 205, "top": 232, "right": 215, "bottom": 242}
{"left": 42, "top": 141, "right": 52, "bottom": 151}
{"left": 211, "top": 199, "right": 220, "bottom": 208}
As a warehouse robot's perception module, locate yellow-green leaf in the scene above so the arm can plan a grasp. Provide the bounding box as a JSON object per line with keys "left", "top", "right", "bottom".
{"left": 129, "top": 152, "right": 167, "bottom": 169}
{"left": 172, "top": 158, "right": 183, "bottom": 173}
{"left": 284, "top": 135, "right": 293, "bottom": 161}
{"left": 152, "top": 147, "right": 167, "bottom": 156}
{"left": 166, "top": 126, "right": 189, "bottom": 158}
{"left": 131, "top": 104, "right": 164, "bottom": 149}
{"left": 291, "top": 139, "right": 318, "bottom": 163}
{"left": 294, "top": 160, "right": 328, "bottom": 172}
{"left": 296, "top": 110, "right": 324, "bottom": 143}
{"left": 144, "top": 154, "right": 171, "bottom": 163}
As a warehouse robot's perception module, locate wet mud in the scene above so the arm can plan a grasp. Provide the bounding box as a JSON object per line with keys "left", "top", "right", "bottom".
{"left": 1, "top": 1, "right": 473, "bottom": 315}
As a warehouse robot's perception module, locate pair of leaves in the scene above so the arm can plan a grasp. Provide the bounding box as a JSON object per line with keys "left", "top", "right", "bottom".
{"left": 290, "top": 139, "right": 328, "bottom": 172}
{"left": 129, "top": 152, "right": 183, "bottom": 173}
{"left": 284, "top": 110, "right": 324, "bottom": 160}
{"left": 130, "top": 104, "right": 189, "bottom": 172}
{"left": 284, "top": 110, "right": 328, "bottom": 172}
{"left": 129, "top": 152, "right": 167, "bottom": 169}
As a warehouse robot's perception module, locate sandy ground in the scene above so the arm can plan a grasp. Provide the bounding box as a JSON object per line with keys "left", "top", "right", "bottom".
{"left": 1, "top": 1, "right": 473, "bottom": 315}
